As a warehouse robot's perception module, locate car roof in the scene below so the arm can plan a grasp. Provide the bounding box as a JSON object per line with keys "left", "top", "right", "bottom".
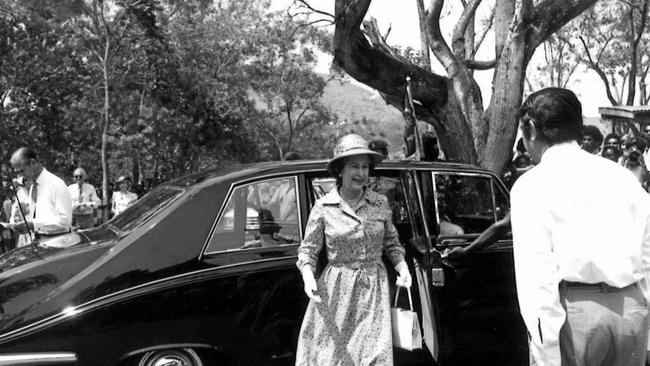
{"left": 163, "top": 159, "right": 496, "bottom": 190}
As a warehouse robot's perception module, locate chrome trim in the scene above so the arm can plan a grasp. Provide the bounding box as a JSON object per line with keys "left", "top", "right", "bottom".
{"left": 490, "top": 179, "right": 498, "bottom": 222}
{"left": 0, "top": 352, "right": 77, "bottom": 365}
{"left": 413, "top": 171, "right": 433, "bottom": 245}
{"left": 122, "top": 343, "right": 218, "bottom": 359}
{"left": 201, "top": 175, "right": 303, "bottom": 257}
{"left": 199, "top": 181, "right": 236, "bottom": 260}
{"left": 430, "top": 171, "right": 442, "bottom": 229}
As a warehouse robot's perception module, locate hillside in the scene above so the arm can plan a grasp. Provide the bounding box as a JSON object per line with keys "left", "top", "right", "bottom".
{"left": 320, "top": 77, "right": 613, "bottom": 156}
{"left": 320, "top": 77, "right": 415, "bottom": 155}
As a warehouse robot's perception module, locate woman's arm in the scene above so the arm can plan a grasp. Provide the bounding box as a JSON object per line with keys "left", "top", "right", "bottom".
{"left": 296, "top": 203, "right": 325, "bottom": 302}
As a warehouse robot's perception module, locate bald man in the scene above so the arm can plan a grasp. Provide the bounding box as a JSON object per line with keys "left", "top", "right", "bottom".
{"left": 9, "top": 148, "right": 72, "bottom": 238}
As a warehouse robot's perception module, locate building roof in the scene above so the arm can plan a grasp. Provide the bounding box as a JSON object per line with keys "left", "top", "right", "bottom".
{"left": 599, "top": 105, "right": 650, "bottom": 123}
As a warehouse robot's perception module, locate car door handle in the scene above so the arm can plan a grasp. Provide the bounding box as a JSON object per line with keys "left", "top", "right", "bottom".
{"left": 439, "top": 239, "right": 470, "bottom": 248}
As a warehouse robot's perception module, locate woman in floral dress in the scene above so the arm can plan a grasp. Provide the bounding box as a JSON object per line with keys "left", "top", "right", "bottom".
{"left": 296, "top": 134, "right": 412, "bottom": 366}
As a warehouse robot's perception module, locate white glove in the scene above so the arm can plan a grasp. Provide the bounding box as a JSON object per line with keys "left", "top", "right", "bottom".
{"left": 301, "top": 269, "right": 322, "bottom": 303}
{"left": 395, "top": 261, "right": 412, "bottom": 288}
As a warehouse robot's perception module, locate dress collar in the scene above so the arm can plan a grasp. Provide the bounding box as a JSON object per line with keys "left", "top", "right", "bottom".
{"left": 321, "top": 186, "right": 383, "bottom": 206}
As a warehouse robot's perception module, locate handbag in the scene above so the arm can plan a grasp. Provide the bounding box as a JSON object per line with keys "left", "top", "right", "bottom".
{"left": 391, "top": 286, "right": 423, "bottom": 351}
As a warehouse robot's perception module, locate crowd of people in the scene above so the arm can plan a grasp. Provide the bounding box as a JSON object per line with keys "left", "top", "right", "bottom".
{"left": 0, "top": 148, "right": 168, "bottom": 251}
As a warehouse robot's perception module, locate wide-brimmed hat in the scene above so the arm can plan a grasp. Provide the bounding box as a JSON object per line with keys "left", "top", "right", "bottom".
{"left": 327, "top": 134, "right": 384, "bottom": 175}
{"left": 116, "top": 175, "right": 131, "bottom": 184}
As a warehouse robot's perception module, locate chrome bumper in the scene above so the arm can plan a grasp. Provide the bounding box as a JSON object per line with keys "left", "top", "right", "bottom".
{"left": 0, "top": 352, "right": 77, "bottom": 365}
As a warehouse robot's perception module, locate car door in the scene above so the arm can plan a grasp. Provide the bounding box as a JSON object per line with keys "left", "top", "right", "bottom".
{"left": 417, "top": 170, "right": 528, "bottom": 365}
{"left": 199, "top": 174, "right": 308, "bottom": 366}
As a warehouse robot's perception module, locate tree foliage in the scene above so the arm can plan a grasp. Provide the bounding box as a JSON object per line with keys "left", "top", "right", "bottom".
{"left": 0, "top": 0, "right": 334, "bottom": 194}
{"left": 539, "top": 0, "right": 650, "bottom": 106}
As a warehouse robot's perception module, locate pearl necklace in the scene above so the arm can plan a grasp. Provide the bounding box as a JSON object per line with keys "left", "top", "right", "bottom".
{"left": 341, "top": 189, "right": 364, "bottom": 207}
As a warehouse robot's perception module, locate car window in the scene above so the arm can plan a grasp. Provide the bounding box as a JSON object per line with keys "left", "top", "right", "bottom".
{"left": 206, "top": 177, "right": 300, "bottom": 253}
{"left": 494, "top": 179, "right": 510, "bottom": 220}
{"left": 433, "top": 173, "right": 499, "bottom": 236}
{"left": 109, "top": 187, "right": 183, "bottom": 233}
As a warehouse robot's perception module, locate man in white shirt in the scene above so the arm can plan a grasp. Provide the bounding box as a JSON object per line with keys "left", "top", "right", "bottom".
{"left": 68, "top": 168, "right": 100, "bottom": 229}
{"left": 9, "top": 148, "right": 72, "bottom": 238}
{"left": 511, "top": 88, "right": 650, "bottom": 366}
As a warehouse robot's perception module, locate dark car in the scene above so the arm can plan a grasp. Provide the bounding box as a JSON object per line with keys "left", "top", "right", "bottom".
{"left": 0, "top": 160, "right": 527, "bottom": 366}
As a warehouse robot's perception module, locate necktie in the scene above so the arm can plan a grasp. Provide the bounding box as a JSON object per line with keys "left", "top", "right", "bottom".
{"left": 30, "top": 183, "right": 37, "bottom": 218}
{"left": 79, "top": 183, "right": 83, "bottom": 202}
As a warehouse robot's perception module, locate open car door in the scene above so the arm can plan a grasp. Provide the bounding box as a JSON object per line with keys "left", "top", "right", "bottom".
{"left": 402, "top": 170, "right": 444, "bottom": 363}
{"left": 411, "top": 170, "right": 529, "bottom": 365}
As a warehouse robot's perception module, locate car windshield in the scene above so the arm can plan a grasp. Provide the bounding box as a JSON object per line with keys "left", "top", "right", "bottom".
{"left": 108, "top": 187, "right": 183, "bottom": 233}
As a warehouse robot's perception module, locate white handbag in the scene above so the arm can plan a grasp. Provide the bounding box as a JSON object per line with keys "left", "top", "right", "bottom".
{"left": 391, "top": 286, "right": 423, "bottom": 351}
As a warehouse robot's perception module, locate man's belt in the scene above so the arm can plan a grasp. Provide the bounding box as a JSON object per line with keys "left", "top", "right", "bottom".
{"left": 560, "top": 280, "right": 638, "bottom": 292}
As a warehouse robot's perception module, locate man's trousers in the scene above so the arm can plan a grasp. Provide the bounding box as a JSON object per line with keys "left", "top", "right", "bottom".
{"left": 559, "top": 281, "right": 649, "bottom": 366}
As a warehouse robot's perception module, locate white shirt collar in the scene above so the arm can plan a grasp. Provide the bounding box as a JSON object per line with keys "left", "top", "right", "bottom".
{"left": 35, "top": 167, "right": 48, "bottom": 185}
{"left": 539, "top": 141, "right": 581, "bottom": 164}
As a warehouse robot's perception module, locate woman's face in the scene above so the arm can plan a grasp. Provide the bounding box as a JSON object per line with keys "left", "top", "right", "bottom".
{"left": 120, "top": 181, "right": 129, "bottom": 191}
{"left": 340, "top": 155, "right": 370, "bottom": 192}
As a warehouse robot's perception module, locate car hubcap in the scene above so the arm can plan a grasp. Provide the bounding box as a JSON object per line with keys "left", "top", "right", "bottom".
{"left": 138, "top": 348, "right": 203, "bottom": 366}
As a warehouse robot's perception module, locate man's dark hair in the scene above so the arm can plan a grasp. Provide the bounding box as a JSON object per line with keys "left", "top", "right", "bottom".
{"left": 517, "top": 88, "right": 583, "bottom": 144}
{"left": 422, "top": 132, "right": 440, "bottom": 162}
{"left": 582, "top": 125, "right": 604, "bottom": 145}
{"left": 368, "top": 139, "right": 389, "bottom": 158}
{"left": 604, "top": 133, "right": 621, "bottom": 143}
{"left": 626, "top": 150, "right": 643, "bottom": 168}
{"left": 626, "top": 136, "right": 648, "bottom": 152}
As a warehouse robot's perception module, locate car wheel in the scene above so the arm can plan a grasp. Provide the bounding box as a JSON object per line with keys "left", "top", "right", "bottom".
{"left": 137, "top": 348, "right": 203, "bottom": 366}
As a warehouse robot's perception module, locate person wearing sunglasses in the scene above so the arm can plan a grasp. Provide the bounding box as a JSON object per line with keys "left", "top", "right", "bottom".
{"left": 68, "top": 168, "right": 100, "bottom": 229}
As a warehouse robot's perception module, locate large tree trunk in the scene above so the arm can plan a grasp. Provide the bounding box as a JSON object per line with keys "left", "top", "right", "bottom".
{"left": 332, "top": 0, "right": 598, "bottom": 174}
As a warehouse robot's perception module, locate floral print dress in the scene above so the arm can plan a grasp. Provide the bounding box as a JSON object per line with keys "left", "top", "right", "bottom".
{"left": 296, "top": 187, "right": 405, "bottom": 366}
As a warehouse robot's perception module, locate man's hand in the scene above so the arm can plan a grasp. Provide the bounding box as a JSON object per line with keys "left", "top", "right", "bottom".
{"left": 445, "top": 246, "right": 468, "bottom": 260}
{"left": 4, "top": 221, "right": 33, "bottom": 234}
{"left": 301, "top": 269, "right": 322, "bottom": 303}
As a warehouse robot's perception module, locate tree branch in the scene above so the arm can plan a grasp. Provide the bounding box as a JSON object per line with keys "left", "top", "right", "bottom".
{"left": 363, "top": 18, "right": 410, "bottom": 63}
{"left": 426, "top": 0, "right": 458, "bottom": 73}
{"left": 295, "top": 106, "right": 309, "bottom": 127}
{"left": 452, "top": 0, "right": 482, "bottom": 58}
{"left": 333, "top": 0, "right": 448, "bottom": 107}
{"left": 294, "top": 0, "right": 335, "bottom": 20}
{"left": 416, "top": 0, "right": 431, "bottom": 70}
{"left": 526, "top": 0, "right": 599, "bottom": 58}
{"left": 473, "top": 5, "right": 494, "bottom": 56}
{"left": 464, "top": 58, "right": 496, "bottom": 70}
{"left": 575, "top": 35, "right": 619, "bottom": 105}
